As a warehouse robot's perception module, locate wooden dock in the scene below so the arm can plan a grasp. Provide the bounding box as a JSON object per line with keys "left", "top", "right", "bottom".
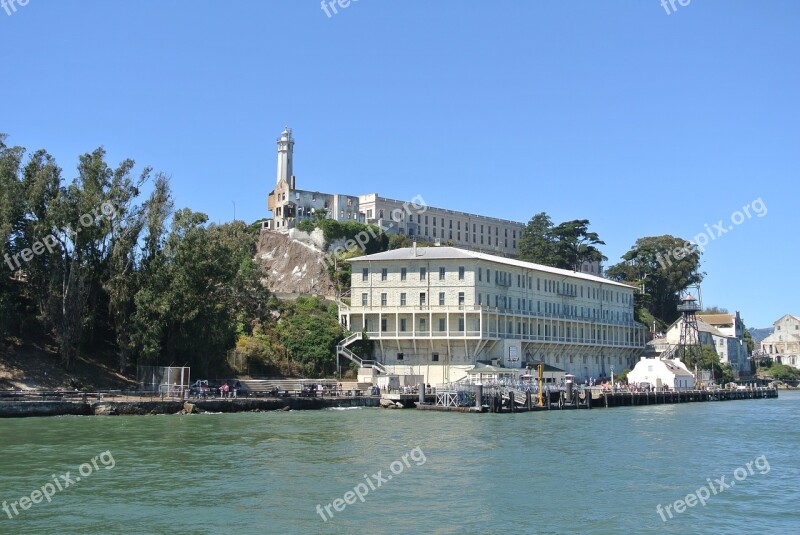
{"left": 416, "top": 387, "right": 778, "bottom": 413}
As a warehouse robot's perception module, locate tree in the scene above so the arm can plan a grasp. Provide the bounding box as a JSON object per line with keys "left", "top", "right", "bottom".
{"left": 605, "top": 235, "right": 703, "bottom": 325}
{"left": 518, "top": 212, "right": 557, "bottom": 266}
{"left": 701, "top": 306, "right": 729, "bottom": 314}
{"left": 519, "top": 213, "right": 606, "bottom": 271}
{"left": 549, "top": 219, "right": 607, "bottom": 271}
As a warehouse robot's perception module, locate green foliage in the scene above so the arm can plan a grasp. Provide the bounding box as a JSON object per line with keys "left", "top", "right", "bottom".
{"left": 388, "top": 234, "right": 412, "bottom": 250}
{"left": 235, "top": 296, "right": 342, "bottom": 378}
{"left": 683, "top": 344, "right": 734, "bottom": 385}
{"left": 0, "top": 134, "right": 270, "bottom": 376}
{"left": 317, "top": 219, "right": 388, "bottom": 253}
{"left": 605, "top": 235, "right": 703, "bottom": 325}
{"left": 742, "top": 328, "right": 755, "bottom": 355}
{"left": 296, "top": 218, "right": 316, "bottom": 232}
{"left": 518, "top": 212, "right": 606, "bottom": 271}
{"left": 761, "top": 363, "right": 800, "bottom": 381}
{"left": 614, "top": 368, "right": 631, "bottom": 383}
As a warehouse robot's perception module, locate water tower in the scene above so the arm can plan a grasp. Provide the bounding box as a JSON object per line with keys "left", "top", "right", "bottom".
{"left": 677, "top": 293, "right": 702, "bottom": 364}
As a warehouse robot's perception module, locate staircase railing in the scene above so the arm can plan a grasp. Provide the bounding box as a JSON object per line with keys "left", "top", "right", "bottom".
{"left": 336, "top": 332, "right": 386, "bottom": 373}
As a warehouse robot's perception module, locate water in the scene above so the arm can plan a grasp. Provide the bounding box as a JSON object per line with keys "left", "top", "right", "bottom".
{"left": 1, "top": 393, "right": 798, "bottom": 534}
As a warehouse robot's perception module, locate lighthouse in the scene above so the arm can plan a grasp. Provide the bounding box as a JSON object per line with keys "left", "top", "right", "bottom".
{"left": 276, "top": 127, "right": 294, "bottom": 187}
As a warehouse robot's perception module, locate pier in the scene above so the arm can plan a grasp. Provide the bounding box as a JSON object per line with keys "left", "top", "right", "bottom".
{"left": 417, "top": 385, "right": 778, "bottom": 413}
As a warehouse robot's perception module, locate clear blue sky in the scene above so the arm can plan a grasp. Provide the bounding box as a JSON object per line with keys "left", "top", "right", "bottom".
{"left": 1, "top": 1, "right": 797, "bottom": 328}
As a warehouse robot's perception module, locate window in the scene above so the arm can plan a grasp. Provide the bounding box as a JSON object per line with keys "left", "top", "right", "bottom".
{"left": 400, "top": 318, "right": 407, "bottom": 332}
{"left": 381, "top": 319, "right": 387, "bottom": 332}
{"left": 439, "top": 318, "right": 446, "bottom": 331}
{"left": 381, "top": 268, "right": 387, "bottom": 281}
{"left": 439, "top": 267, "right": 445, "bottom": 280}
{"left": 401, "top": 267, "right": 407, "bottom": 281}
{"left": 420, "top": 318, "right": 427, "bottom": 331}
{"left": 361, "top": 293, "right": 368, "bottom": 306}
{"left": 420, "top": 292, "right": 426, "bottom": 306}
{"left": 400, "top": 293, "right": 407, "bottom": 306}
{"left": 458, "top": 292, "right": 465, "bottom": 305}
{"left": 478, "top": 269, "right": 482, "bottom": 282}
{"left": 397, "top": 352, "right": 404, "bottom": 361}
{"left": 458, "top": 318, "right": 464, "bottom": 331}
{"left": 432, "top": 353, "right": 439, "bottom": 362}
{"left": 362, "top": 268, "right": 369, "bottom": 281}
{"left": 381, "top": 293, "right": 387, "bottom": 306}
{"left": 439, "top": 292, "right": 445, "bottom": 305}
{"left": 420, "top": 267, "right": 427, "bottom": 280}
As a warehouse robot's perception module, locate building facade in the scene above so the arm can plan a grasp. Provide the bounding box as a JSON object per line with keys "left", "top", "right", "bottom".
{"left": 760, "top": 314, "right": 800, "bottom": 368}
{"left": 265, "top": 128, "right": 600, "bottom": 268}
{"left": 628, "top": 357, "right": 695, "bottom": 390}
{"left": 664, "top": 315, "right": 750, "bottom": 377}
{"left": 338, "top": 246, "right": 647, "bottom": 385}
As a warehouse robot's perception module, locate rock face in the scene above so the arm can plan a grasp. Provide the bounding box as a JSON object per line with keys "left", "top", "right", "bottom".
{"left": 256, "top": 230, "right": 336, "bottom": 298}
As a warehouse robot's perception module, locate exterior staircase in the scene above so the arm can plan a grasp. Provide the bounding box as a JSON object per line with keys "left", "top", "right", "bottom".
{"left": 336, "top": 332, "right": 387, "bottom": 374}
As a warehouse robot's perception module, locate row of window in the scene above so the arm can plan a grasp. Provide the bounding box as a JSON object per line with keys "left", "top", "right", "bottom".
{"left": 361, "top": 317, "right": 637, "bottom": 343}
{"left": 388, "top": 352, "right": 628, "bottom": 365}
{"left": 362, "top": 292, "right": 467, "bottom": 306}
{"left": 361, "top": 267, "right": 632, "bottom": 306}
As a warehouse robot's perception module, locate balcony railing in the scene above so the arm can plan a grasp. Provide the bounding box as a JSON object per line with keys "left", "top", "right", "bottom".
{"left": 361, "top": 329, "right": 644, "bottom": 348}
{"left": 341, "top": 304, "right": 644, "bottom": 328}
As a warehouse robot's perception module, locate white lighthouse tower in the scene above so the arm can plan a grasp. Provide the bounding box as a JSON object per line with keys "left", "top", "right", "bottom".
{"left": 276, "top": 127, "right": 294, "bottom": 186}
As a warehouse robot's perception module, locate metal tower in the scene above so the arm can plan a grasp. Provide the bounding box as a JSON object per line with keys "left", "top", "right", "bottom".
{"left": 677, "top": 292, "right": 702, "bottom": 365}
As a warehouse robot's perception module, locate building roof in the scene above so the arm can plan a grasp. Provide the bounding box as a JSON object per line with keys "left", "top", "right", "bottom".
{"left": 467, "top": 363, "right": 521, "bottom": 374}
{"left": 698, "top": 313, "right": 735, "bottom": 326}
{"left": 661, "top": 359, "right": 695, "bottom": 377}
{"left": 696, "top": 317, "right": 725, "bottom": 336}
{"left": 524, "top": 360, "right": 567, "bottom": 373}
{"left": 348, "top": 247, "right": 635, "bottom": 289}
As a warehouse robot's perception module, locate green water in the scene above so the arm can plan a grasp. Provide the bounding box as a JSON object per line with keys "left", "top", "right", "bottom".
{"left": 0, "top": 393, "right": 798, "bottom": 534}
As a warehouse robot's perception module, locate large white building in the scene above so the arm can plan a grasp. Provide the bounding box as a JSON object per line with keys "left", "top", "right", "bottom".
{"left": 761, "top": 314, "right": 800, "bottom": 368}
{"left": 337, "top": 246, "right": 647, "bottom": 385}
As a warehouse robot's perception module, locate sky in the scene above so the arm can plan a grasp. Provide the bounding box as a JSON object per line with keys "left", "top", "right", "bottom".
{"left": 1, "top": 0, "right": 798, "bottom": 328}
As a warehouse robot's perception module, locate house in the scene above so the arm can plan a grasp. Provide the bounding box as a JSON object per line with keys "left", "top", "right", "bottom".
{"left": 760, "top": 314, "right": 800, "bottom": 368}
{"left": 628, "top": 357, "right": 696, "bottom": 390}
{"left": 663, "top": 315, "right": 749, "bottom": 377}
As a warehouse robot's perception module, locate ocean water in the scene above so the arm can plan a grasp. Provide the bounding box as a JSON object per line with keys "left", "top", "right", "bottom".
{"left": 0, "top": 392, "right": 798, "bottom": 534}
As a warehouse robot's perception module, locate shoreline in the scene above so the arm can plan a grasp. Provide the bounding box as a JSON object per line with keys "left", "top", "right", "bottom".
{"left": 0, "top": 396, "right": 381, "bottom": 418}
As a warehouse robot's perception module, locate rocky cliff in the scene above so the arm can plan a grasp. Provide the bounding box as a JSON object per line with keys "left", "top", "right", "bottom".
{"left": 256, "top": 230, "right": 336, "bottom": 298}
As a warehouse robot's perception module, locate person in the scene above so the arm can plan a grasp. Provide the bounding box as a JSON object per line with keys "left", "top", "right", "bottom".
{"left": 222, "top": 383, "right": 229, "bottom": 399}
{"left": 233, "top": 380, "right": 240, "bottom": 398}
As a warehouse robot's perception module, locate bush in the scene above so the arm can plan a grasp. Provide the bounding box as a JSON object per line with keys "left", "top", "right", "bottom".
{"left": 297, "top": 218, "right": 316, "bottom": 232}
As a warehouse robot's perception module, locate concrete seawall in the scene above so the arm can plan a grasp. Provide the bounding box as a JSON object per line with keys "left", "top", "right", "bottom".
{"left": 0, "top": 396, "right": 381, "bottom": 418}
